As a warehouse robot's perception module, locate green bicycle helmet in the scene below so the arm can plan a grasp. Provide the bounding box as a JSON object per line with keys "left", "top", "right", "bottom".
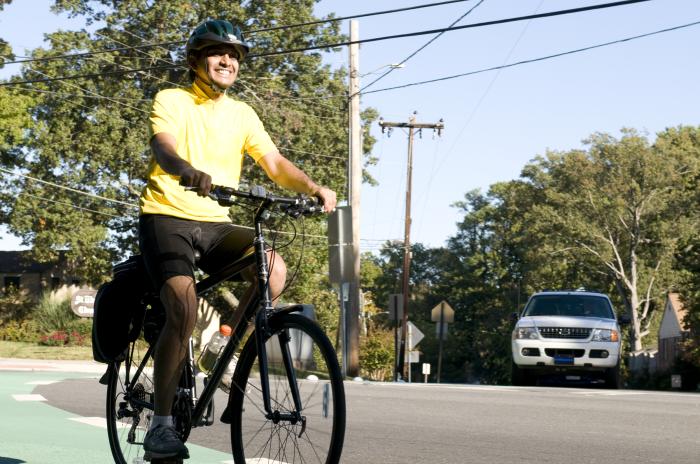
{"left": 186, "top": 19, "right": 251, "bottom": 62}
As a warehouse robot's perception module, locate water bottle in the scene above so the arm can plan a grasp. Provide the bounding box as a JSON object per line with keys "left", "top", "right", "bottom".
{"left": 198, "top": 324, "right": 232, "bottom": 373}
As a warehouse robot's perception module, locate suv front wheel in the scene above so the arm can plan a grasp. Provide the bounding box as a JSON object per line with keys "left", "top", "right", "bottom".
{"left": 603, "top": 365, "right": 621, "bottom": 389}
{"left": 511, "top": 362, "right": 535, "bottom": 386}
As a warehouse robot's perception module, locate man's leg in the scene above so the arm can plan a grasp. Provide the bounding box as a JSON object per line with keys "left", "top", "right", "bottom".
{"left": 144, "top": 275, "right": 197, "bottom": 459}
{"left": 219, "top": 251, "right": 286, "bottom": 396}
{"left": 154, "top": 275, "right": 199, "bottom": 415}
{"left": 223, "top": 250, "right": 287, "bottom": 328}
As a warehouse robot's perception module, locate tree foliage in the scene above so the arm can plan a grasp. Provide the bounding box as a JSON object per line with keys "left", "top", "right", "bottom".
{"left": 364, "top": 127, "right": 700, "bottom": 383}
{"left": 0, "top": 1, "right": 377, "bottom": 302}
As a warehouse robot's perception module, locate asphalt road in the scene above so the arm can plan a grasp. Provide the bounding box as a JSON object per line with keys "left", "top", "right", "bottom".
{"left": 3, "top": 366, "right": 700, "bottom": 463}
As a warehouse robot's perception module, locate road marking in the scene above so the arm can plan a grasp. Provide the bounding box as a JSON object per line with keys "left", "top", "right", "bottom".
{"left": 26, "top": 380, "right": 60, "bottom": 385}
{"left": 69, "top": 416, "right": 131, "bottom": 429}
{"left": 12, "top": 394, "right": 47, "bottom": 401}
{"left": 571, "top": 391, "right": 646, "bottom": 396}
{"left": 446, "top": 385, "right": 521, "bottom": 392}
{"left": 240, "top": 459, "right": 291, "bottom": 463}
{"left": 69, "top": 416, "right": 109, "bottom": 428}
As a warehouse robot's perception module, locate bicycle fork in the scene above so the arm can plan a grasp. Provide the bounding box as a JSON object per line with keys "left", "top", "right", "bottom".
{"left": 251, "top": 206, "right": 306, "bottom": 434}
{"left": 255, "top": 310, "right": 306, "bottom": 436}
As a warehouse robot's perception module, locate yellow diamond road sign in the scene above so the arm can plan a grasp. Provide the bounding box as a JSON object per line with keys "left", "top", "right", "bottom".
{"left": 431, "top": 301, "right": 454, "bottom": 323}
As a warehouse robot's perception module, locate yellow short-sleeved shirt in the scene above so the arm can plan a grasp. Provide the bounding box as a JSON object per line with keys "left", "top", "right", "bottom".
{"left": 139, "top": 82, "right": 277, "bottom": 222}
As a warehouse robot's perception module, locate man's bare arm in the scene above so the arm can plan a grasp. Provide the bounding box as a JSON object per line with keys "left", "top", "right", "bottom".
{"left": 151, "top": 133, "right": 212, "bottom": 196}
{"left": 258, "top": 151, "right": 337, "bottom": 212}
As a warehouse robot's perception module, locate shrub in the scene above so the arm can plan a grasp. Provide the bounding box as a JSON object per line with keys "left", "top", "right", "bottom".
{"left": 360, "top": 328, "right": 394, "bottom": 381}
{"left": 32, "top": 293, "right": 76, "bottom": 333}
{"left": 0, "top": 286, "right": 33, "bottom": 323}
{"left": 0, "top": 319, "right": 41, "bottom": 343}
{"left": 38, "top": 329, "right": 89, "bottom": 347}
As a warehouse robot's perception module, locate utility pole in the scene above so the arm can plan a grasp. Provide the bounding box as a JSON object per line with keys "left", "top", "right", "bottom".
{"left": 346, "top": 19, "right": 361, "bottom": 377}
{"left": 379, "top": 114, "right": 444, "bottom": 381}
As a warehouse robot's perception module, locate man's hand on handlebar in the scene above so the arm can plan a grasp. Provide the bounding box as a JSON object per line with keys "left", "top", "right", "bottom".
{"left": 180, "top": 168, "right": 212, "bottom": 197}
{"left": 312, "top": 186, "right": 337, "bottom": 213}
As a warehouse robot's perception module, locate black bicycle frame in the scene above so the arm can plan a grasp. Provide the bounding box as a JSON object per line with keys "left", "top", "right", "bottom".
{"left": 188, "top": 197, "right": 304, "bottom": 426}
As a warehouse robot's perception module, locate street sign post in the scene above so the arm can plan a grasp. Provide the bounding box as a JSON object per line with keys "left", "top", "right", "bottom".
{"left": 422, "top": 363, "right": 431, "bottom": 383}
{"left": 431, "top": 301, "right": 455, "bottom": 383}
{"left": 403, "top": 321, "right": 424, "bottom": 383}
{"left": 388, "top": 294, "right": 403, "bottom": 381}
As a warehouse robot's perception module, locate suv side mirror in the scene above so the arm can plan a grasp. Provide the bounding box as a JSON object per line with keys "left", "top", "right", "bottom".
{"left": 511, "top": 311, "right": 520, "bottom": 323}
{"left": 618, "top": 314, "right": 631, "bottom": 325}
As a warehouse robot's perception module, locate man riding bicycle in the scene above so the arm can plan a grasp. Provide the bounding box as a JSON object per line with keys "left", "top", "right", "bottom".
{"left": 138, "top": 19, "right": 336, "bottom": 461}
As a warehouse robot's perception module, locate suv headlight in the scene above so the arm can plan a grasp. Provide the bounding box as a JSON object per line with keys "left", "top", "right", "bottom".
{"left": 513, "top": 327, "right": 538, "bottom": 340}
{"left": 591, "top": 328, "right": 619, "bottom": 342}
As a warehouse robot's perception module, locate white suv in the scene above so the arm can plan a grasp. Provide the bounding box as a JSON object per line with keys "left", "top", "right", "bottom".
{"left": 511, "top": 290, "right": 625, "bottom": 388}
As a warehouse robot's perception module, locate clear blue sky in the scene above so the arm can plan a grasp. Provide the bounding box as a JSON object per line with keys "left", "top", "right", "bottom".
{"left": 1, "top": 0, "right": 699, "bottom": 252}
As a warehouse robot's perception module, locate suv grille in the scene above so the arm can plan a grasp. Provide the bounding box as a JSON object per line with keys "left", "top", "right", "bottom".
{"left": 538, "top": 327, "right": 591, "bottom": 339}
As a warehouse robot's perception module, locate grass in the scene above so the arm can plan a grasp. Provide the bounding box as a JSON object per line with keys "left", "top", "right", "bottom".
{"left": 0, "top": 340, "right": 93, "bottom": 360}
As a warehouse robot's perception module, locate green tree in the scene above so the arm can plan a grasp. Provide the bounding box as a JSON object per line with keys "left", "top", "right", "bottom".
{"left": 430, "top": 128, "right": 700, "bottom": 382}
{"left": 515, "top": 129, "right": 699, "bottom": 351}
{"left": 0, "top": 0, "right": 377, "bottom": 328}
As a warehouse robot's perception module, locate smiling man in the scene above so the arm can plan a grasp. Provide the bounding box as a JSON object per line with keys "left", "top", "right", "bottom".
{"left": 138, "top": 19, "right": 336, "bottom": 460}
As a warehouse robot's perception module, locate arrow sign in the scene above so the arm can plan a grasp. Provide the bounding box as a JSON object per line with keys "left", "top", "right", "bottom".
{"left": 407, "top": 321, "right": 424, "bottom": 350}
{"left": 431, "top": 301, "right": 455, "bottom": 323}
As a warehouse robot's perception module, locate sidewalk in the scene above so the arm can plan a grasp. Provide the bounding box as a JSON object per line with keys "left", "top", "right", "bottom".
{"left": 0, "top": 357, "right": 106, "bottom": 374}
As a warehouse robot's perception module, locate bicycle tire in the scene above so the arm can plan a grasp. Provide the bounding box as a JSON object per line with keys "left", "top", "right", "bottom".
{"left": 106, "top": 341, "right": 156, "bottom": 464}
{"left": 228, "top": 312, "right": 346, "bottom": 464}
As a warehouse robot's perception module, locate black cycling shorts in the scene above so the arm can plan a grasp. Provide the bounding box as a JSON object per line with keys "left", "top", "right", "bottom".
{"left": 138, "top": 214, "right": 256, "bottom": 292}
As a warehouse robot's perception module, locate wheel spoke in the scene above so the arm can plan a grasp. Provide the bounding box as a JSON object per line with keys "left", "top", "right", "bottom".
{"left": 230, "top": 313, "right": 345, "bottom": 464}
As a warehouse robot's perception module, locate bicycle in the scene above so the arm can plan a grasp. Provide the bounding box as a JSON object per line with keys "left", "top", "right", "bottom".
{"left": 102, "top": 184, "right": 346, "bottom": 464}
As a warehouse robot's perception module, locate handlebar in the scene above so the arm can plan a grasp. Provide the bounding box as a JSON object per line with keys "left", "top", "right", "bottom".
{"left": 182, "top": 183, "right": 325, "bottom": 218}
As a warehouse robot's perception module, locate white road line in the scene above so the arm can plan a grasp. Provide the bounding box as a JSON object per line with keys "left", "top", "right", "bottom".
{"left": 241, "top": 460, "right": 291, "bottom": 463}
{"left": 12, "top": 394, "right": 47, "bottom": 401}
{"left": 445, "top": 385, "right": 521, "bottom": 392}
{"left": 68, "top": 416, "right": 133, "bottom": 429}
{"left": 26, "top": 380, "right": 60, "bottom": 385}
{"left": 69, "top": 416, "right": 109, "bottom": 428}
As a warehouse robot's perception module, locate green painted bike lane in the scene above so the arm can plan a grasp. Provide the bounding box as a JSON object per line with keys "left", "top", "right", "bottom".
{"left": 0, "top": 370, "right": 233, "bottom": 464}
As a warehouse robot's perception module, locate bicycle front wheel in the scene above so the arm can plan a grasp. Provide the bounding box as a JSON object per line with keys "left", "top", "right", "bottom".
{"left": 106, "top": 342, "right": 155, "bottom": 464}
{"left": 229, "top": 312, "right": 346, "bottom": 464}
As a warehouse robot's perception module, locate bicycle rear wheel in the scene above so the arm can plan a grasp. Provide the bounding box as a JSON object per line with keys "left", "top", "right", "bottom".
{"left": 228, "top": 312, "right": 346, "bottom": 464}
{"left": 106, "top": 341, "right": 155, "bottom": 464}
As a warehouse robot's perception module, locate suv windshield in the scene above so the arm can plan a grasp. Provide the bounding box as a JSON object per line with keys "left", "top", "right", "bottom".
{"left": 523, "top": 294, "right": 614, "bottom": 319}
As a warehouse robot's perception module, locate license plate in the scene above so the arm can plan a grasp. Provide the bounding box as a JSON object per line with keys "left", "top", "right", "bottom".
{"left": 554, "top": 355, "right": 574, "bottom": 365}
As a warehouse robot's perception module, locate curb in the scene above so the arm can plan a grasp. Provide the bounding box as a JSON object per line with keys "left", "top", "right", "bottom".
{"left": 0, "top": 357, "right": 106, "bottom": 374}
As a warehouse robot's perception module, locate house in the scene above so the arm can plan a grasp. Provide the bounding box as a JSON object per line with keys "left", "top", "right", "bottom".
{"left": 0, "top": 250, "right": 80, "bottom": 299}
{"left": 657, "top": 293, "right": 689, "bottom": 372}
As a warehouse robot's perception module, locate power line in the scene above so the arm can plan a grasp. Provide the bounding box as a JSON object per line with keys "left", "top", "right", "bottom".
{"left": 0, "top": 0, "right": 474, "bottom": 67}
{"left": 0, "top": 64, "right": 180, "bottom": 87}
{"left": 0, "top": 0, "right": 653, "bottom": 87}
{"left": 363, "top": 19, "right": 700, "bottom": 95}
{"left": 280, "top": 147, "right": 346, "bottom": 160}
{"left": 9, "top": 86, "right": 151, "bottom": 102}
{"left": 93, "top": 30, "right": 184, "bottom": 90}
{"left": 0, "top": 167, "right": 139, "bottom": 208}
{"left": 253, "top": 0, "right": 654, "bottom": 58}
{"left": 31, "top": 68, "right": 149, "bottom": 114}
{"left": 17, "top": 191, "right": 125, "bottom": 219}
{"left": 359, "top": 0, "right": 486, "bottom": 94}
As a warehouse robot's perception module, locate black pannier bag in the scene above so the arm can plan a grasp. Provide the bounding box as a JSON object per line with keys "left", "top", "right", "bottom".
{"left": 92, "top": 255, "right": 151, "bottom": 363}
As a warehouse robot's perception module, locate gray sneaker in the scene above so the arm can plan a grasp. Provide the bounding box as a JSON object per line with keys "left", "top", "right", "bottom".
{"left": 143, "top": 424, "right": 189, "bottom": 460}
